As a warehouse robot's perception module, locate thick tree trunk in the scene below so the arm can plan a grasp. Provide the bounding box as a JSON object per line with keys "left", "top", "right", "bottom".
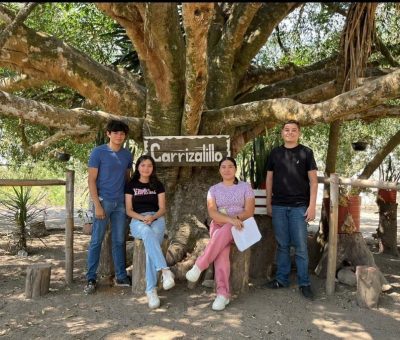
{"left": 376, "top": 201, "right": 399, "bottom": 257}
{"left": 165, "top": 167, "right": 219, "bottom": 270}
{"left": 250, "top": 215, "right": 276, "bottom": 280}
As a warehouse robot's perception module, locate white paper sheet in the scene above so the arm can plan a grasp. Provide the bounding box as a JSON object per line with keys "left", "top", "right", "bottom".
{"left": 231, "top": 217, "right": 262, "bottom": 252}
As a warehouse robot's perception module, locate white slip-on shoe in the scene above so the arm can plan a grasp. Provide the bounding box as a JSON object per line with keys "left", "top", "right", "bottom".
{"left": 146, "top": 289, "right": 160, "bottom": 309}
{"left": 212, "top": 295, "right": 230, "bottom": 311}
{"left": 162, "top": 269, "right": 175, "bottom": 290}
{"left": 185, "top": 264, "right": 202, "bottom": 283}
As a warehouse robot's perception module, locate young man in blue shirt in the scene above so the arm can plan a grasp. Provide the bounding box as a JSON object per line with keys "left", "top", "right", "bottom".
{"left": 264, "top": 120, "right": 318, "bottom": 300}
{"left": 84, "top": 119, "right": 133, "bottom": 294}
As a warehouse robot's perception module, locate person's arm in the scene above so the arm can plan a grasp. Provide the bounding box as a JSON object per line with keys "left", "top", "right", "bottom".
{"left": 304, "top": 169, "right": 318, "bottom": 222}
{"left": 88, "top": 167, "right": 105, "bottom": 219}
{"left": 237, "top": 196, "right": 255, "bottom": 221}
{"left": 142, "top": 193, "right": 166, "bottom": 224}
{"left": 207, "top": 197, "right": 243, "bottom": 229}
{"left": 125, "top": 193, "right": 146, "bottom": 221}
{"left": 266, "top": 171, "right": 273, "bottom": 216}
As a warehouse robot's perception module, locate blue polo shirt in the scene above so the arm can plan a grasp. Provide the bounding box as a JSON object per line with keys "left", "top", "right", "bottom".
{"left": 88, "top": 144, "right": 133, "bottom": 202}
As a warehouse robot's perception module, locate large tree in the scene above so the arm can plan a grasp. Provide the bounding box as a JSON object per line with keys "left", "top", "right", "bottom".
{"left": 1, "top": 3, "right": 400, "bottom": 266}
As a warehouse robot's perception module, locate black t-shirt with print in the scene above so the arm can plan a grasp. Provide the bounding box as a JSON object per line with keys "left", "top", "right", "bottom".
{"left": 125, "top": 179, "right": 165, "bottom": 213}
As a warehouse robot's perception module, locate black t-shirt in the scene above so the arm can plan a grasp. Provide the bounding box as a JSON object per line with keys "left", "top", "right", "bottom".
{"left": 124, "top": 179, "right": 165, "bottom": 213}
{"left": 266, "top": 144, "right": 317, "bottom": 207}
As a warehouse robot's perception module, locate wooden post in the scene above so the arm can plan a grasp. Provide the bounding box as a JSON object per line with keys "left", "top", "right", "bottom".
{"left": 326, "top": 173, "right": 339, "bottom": 295}
{"left": 65, "top": 170, "right": 74, "bottom": 284}
{"left": 25, "top": 264, "right": 51, "bottom": 298}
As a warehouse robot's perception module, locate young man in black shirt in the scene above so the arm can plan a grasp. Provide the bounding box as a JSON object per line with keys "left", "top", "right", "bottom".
{"left": 264, "top": 120, "right": 318, "bottom": 300}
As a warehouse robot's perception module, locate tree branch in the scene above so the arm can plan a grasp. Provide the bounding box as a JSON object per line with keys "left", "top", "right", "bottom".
{"left": 237, "top": 54, "right": 338, "bottom": 97}
{"left": 234, "top": 3, "right": 300, "bottom": 80}
{"left": 0, "top": 90, "right": 144, "bottom": 142}
{"left": 0, "top": 73, "right": 47, "bottom": 92}
{"left": 0, "top": 17, "right": 145, "bottom": 117}
{"left": 358, "top": 130, "right": 400, "bottom": 180}
{"left": 200, "top": 68, "right": 400, "bottom": 134}
{"left": 97, "top": 3, "right": 185, "bottom": 107}
{"left": 374, "top": 34, "right": 400, "bottom": 67}
{"left": 28, "top": 130, "right": 91, "bottom": 155}
{"left": 0, "top": 2, "right": 39, "bottom": 50}
{"left": 216, "top": 3, "right": 261, "bottom": 66}
{"left": 181, "top": 3, "right": 214, "bottom": 135}
{"left": 236, "top": 67, "right": 337, "bottom": 104}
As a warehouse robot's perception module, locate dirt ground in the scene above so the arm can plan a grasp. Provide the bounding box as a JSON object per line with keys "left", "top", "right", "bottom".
{"left": 0, "top": 207, "right": 400, "bottom": 340}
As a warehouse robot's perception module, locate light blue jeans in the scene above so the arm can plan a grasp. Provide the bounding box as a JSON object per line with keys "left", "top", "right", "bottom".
{"left": 130, "top": 212, "right": 167, "bottom": 293}
{"left": 86, "top": 199, "right": 128, "bottom": 282}
{"left": 272, "top": 205, "right": 310, "bottom": 287}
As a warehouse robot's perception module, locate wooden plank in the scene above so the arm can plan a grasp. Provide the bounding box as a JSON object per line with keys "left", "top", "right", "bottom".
{"left": 326, "top": 173, "right": 339, "bottom": 295}
{"left": 0, "top": 179, "right": 66, "bottom": 186}
{"left": 143, "top": 135, "right": 230, "bottom": 166}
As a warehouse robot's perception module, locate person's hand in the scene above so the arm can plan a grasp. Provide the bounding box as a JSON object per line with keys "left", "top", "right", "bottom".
{"left": 94, "top": 205, "right": 106, "bottom": 220}
{"left": 230, "top": 217, "right": 243, "bottom": 230}
{"left": 143, "top": 215, "right": 155, "bottom": 225}
{"left": 304, "top": 205, "right": 316, "bottom": 222}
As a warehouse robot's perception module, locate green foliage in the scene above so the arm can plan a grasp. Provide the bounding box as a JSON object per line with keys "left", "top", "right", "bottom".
{"left": 0, "top": 186, "right": 46, "bottom": 252}
{"left": 238, "top": 127, "right": 281, "bottom": 188}
{"left": 25, "top": 3, "right": 118, "bottom": 65}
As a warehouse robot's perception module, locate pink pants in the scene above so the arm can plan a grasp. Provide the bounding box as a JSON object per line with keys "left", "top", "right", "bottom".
{"left": 196, "top": 221, "right": 234, "bottom": 298}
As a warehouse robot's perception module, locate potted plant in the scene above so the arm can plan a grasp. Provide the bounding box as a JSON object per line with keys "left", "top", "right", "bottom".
{"left": 377, "top": 155, "right": 399, "bottom": 203}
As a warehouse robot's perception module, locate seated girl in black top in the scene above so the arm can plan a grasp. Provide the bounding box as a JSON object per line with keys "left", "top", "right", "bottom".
{"left": 125, "top": 155, "right": 175, "bottom": 309}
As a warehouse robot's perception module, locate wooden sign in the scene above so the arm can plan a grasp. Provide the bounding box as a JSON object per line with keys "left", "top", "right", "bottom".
{"left": 143, "top": 135, "right": 230, "bottom": 166}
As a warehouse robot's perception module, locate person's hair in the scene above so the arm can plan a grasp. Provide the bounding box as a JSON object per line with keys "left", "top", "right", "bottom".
{"left": 282, "top": 119, "right": 300, "bottom": 130}
{"left": 132, "top": 155, "right": 159, "bottom": 190}
{"left": 106, "top": 119, "right": 129, "bottom": 134}
{"left": 218, "top": 156, "right": 239, "bottom": 185}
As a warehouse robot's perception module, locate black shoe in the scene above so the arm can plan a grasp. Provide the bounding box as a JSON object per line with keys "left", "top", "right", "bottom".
{"left": 299, "top": 285, "right": 314, "bottom": 300}
{"left": 115, "top": 275, "right": 132, "bottom": 287}
{"left": 84, "top": 279, "right": 97, "bottom": 295}
{"left": 262, "top": 279, "right": 285, "bottom": 289}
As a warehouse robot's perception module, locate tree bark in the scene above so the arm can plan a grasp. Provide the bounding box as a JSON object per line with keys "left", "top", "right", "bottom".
{"left": 376, "top": 201, "right": 399, "bottom": 257}
{"left": 98, "top": 224, "right": 114, "bottom": 280}
{"left": 249, "top": 215, "right": 276, "bottom": 280}
{"left": 25, "top": 263, "right": 51, "bottom": 299}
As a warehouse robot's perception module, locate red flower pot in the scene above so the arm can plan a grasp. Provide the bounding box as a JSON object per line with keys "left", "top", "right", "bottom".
{"left": 377, "top": 189, "right": 397, "bottom": 203}
{"left": 323, "top": 195, "right": 361, "bottom": 233}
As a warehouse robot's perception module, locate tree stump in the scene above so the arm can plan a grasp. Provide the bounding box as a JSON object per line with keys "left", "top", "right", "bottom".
{"left": 356, "top": 266, "right": 382, "bottom": 308}
{"left": 131, "top": 237, "right": 169, "bottom": 295}
{"left": 250, "top": 215, "right": 276, "bottom": 280}
{"left": 25, "top": 264, "right": 51, "bottom": 299}
{"left": 315, "top": 232, "right": 376, "bottom": 278}
{"left": 230, "top": 244, "right": 251, "bottom": 296}
{"left": 376, "top": 201, "right": 399, "bottom": 257}
{"left": 98, "top": 223, "right": 114, "bottom": 279}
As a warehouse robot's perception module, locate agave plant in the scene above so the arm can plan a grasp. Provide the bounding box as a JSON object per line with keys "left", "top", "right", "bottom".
{"left": 0, "top": 186, "right": 46, "bottom": 253}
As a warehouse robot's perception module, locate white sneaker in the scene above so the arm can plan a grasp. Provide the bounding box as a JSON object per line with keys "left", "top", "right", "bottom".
{"left": 162, "top": 269, "right": 175, "bottom": 290}
{"left": 212, "top": 295, "right": 230, "bottom": 311}
{"left": 185, "top": 264, "right": 202, "bottom": 283}
{"left": 146, "top": 289, "right": 160, "bottom": 309}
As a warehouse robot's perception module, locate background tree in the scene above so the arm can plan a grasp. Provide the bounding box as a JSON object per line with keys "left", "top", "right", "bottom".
{"left": 1, "top": 3, "right": 400, "bottom": 267}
